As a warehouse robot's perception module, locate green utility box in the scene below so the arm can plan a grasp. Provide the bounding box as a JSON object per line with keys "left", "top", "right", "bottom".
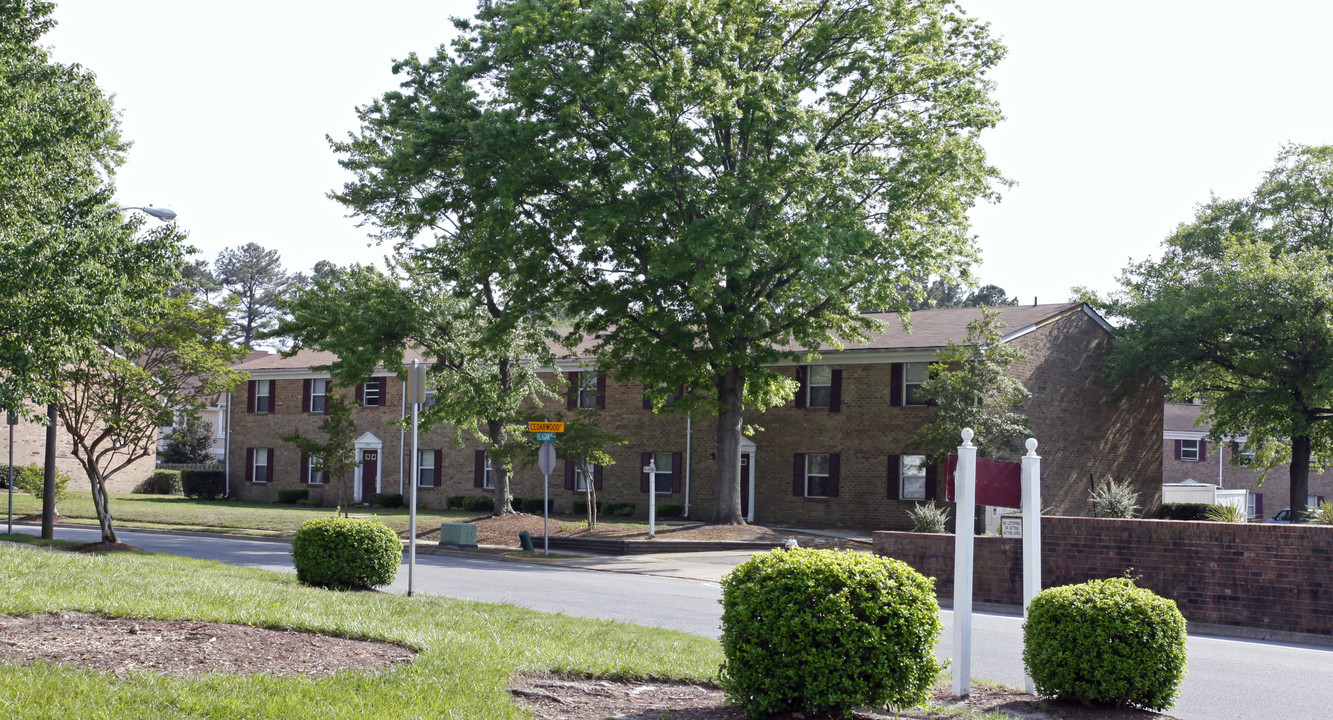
{"left": 439, "top": 522, "right": 479, "bottom": 549}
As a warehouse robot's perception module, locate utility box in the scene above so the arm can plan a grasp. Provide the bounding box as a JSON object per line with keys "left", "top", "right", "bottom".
{"left": 439, "top": 522, "right": 478, "bottom": 549}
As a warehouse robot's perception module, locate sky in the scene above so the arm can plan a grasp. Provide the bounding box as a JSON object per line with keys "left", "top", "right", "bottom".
{"left": 42, "top": 0, "right": 1333, "bottom": 306}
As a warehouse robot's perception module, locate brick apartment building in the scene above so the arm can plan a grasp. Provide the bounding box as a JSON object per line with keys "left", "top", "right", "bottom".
{"left": 224, "top": 302, "right": 1162, "bottom": 529}
{"left": 4, "top": 405, "right": 155, "bottom": 493}
{"left": 1163, "top": 401, "right": 1332, "bottom": 520}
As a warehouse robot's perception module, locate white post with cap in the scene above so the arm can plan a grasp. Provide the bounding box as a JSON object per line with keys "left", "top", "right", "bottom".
{"left": 952, "top": 428, "right": 977, "bottom": 698}
{"left": 1021, "top": 437, "right": 1042, "bottom": 694}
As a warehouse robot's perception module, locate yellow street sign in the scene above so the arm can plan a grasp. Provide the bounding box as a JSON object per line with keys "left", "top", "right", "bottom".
{"left": 528, "top": 421, "right": 565, "bottom": 433}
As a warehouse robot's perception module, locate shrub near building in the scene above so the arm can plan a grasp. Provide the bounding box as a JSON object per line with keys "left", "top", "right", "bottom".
{"left": 291, "top": 517, "right": 402, "bottom": 590}
{"left": 719, "top": 548, "right": 942, "bottom": 719}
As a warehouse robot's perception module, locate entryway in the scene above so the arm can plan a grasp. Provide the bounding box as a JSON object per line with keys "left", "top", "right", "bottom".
{"left": 353, "top": 432, "right": 382, "bottom": 503}
{"left": 740, "top": 437, "right": 756, "bottom": 523}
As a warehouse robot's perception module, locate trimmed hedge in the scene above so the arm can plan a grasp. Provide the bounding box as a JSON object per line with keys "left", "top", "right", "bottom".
{"left": 1158, "top": 503, "right": 1212, "bottom": 521}
{"left": 371, "top": 492, "right": 404, "bottom": 509}
{"left": 277, "top": 488, "right": 309, "bottom": 505}
{"left": 137, "top": 470, "right": 183, "bottom": 495}
{"left": 446, "top": 494, "right": 495, "bottom": 512}
{"left": 603, "top": 501, "right": 635, "bottom": 517}
{"left": 290, "top": 516, "right": 402, "bottom": 589}
{"left": 657, "top": 503, "right": 685, "bottom": 518}
{"left": 571, "top": 498, "right": 604, "bottom": 515}
{"left": 1023, "top": 577, "right": 1188, "bottom": 710}
{"left": 720, "top": 548, "right": 942, "bottom": 718}
{"left": 515, "top": 497, "right": 552, "bottom": 514}
{"left": 181, "top": 469, "right": 226, "bottom": 500}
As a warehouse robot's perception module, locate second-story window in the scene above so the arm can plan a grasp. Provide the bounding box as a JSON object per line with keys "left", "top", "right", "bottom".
{"left": 578, "top": 372, "right": 599, "bottom": 409}
{"left": 808, "top": 366, "right": 832, "bottom": 408}
{"left": 254, "top": 380, "right": 272, "bottom": 413}
{"left": 310, "top": 379, "right": 328, "bottom": 413}
{"left": 903, "top": 362, "right": 929, "bottom": 406}
{"left": 362, "top": 378, "right": 381, "bottom": 407}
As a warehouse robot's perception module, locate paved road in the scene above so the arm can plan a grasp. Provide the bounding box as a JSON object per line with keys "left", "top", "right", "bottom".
{"left": 15, "top": 526, "right": 1333, "bottom": 720}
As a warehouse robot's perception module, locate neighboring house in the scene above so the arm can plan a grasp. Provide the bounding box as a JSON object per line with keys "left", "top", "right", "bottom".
{"left": 6, "top": 404, "right": 155, "bottom": 493}
{"left": 225, "top": 303, "right": 1162, "bottom": 529}
{"left": 156, "top": 350, "right": 271, "bottom": 465}
{"left": 1163, "top": 401, "right": 1333, "bottom": 519}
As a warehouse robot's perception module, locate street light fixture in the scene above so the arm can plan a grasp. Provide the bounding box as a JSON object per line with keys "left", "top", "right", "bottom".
{"left": 115, "top": 205, "right": 177, "bottom": 222}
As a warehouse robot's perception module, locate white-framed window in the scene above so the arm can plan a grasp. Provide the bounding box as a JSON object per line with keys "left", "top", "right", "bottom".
{"left": 805, "top": 453, "right": 831, "bottom": 498}
{"left": 903, "top": 363, "right": 929, "bottom": 406}
{"left": 423, "top": 387, "right": 437, "bottom": 408}
{"left": 310, "top": 379, "right": 328, "bottom": 413}
{"left": 1247, "top": 492, "right": 1257, "bottom": 519}
{"left": 1235, "top": 441, "right": 1255, "bottom": 466}
{"left": 900, "top": 454, "right": 928, "bottom": 500}
{"left": 808, "top": 365, "right": 832, "bottom": 408}
{"left": 574, "top": 465, "right": 588, "bottom": 492}
{"left": 1180, "top": 439, "right": 1200, "bottom": 462}
{"left": 252, "top": 448, "right": 269, "bottom": 483}
{"left": 652, "top": 451, "right": 673, "bottom": 494}
{"left": 578, "top": 372, "right": 599, "bottom": 409}
{"left": 418, "top": 450, "right": 435, "bottom": 487}
{"left": 483, "top": 455, "right": 494, "bottom": 489}
{"left": 307, "top": 458, "right": 326, "bottom": 485}
{"left": 254, "top": 380, "right": 272, "bottom": 413}
{"left": 362, "top": 378, "right": 381, "bottom": 407}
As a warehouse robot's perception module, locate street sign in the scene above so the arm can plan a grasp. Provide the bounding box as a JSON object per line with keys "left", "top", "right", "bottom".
{"left": 537, "top": 442, "right": 557, "bottom": 476}
{"left": 529, "top": 421, "right": 565, "bottom": 433}
{"left": 1001, "top": 515, "right": 1022, "bottom": 539}
{"left": 534, "top": 432, "right": 556, "bottom": 442}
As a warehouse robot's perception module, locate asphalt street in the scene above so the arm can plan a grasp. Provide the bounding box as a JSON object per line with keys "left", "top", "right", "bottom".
{"left": 12, "top": 525, "right": 1333, "bottom": 720}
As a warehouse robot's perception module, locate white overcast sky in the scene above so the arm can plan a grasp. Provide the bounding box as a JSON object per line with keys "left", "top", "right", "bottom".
{"left": 44, "top": 1, "right": 1333, "bottom": 305}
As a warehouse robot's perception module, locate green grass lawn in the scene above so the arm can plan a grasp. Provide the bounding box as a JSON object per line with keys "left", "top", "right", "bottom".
{"left": 0, "top": 542, "right": 723, "bottom": 719}
{"left": 4, "top": 491, "right": 486, "bottom": 537}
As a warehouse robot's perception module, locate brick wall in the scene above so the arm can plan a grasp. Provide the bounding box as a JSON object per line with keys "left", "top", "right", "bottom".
{"left": 873, "top": 517, "right": 1333, "bottom": 639}
{"left": 5, "top": 404, "right": 154, "bottom": 493}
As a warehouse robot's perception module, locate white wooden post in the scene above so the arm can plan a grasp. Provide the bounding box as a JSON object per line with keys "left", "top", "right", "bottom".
{"left": 1021, "top": 437, "right": 1042, "bottom": 695}
{"left": 408, "top": 360, "right": 424, "bottom": 597}
{"left": 952, "top": 428, "right": 977, "bottom": 698}
{"left": 643, "top": 459, "right": 658, "bottom": 538}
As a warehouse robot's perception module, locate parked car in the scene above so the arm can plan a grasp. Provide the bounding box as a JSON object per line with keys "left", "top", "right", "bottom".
{"left": 1265, "top": 508, "right": 1293, "bottom": 523}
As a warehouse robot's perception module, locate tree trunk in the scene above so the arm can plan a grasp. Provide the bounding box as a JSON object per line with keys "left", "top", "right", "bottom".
{"left": 90, "top": 475, "right": 118, "bottom": 544}
{"left": 487, "top": 419, "right": 514, "bottom": 516}
{"left": 711, "top": 367, "right": 746, "bottom": 524}
{"left": 1290, "top": 433, "right": 1312, "bottom": 523}
{"left": 584, "top": 461, "right": 598, "bottom": 531}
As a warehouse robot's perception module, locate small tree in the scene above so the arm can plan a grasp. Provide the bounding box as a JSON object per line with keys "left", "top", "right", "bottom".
{"left": 161, "top": 413, "right": 215, "bottom": 464}
{"left": 283, "top": 392, "right": 360, "bottom": 516}
{"left": 519, "top": 411, "right": 626, "bottom": 530}
{"left": 909, "top": 308, "right": 1032, "bottom": 465}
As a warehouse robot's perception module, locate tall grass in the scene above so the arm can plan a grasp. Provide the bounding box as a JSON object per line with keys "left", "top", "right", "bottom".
{"left": 0, "top": 544, "right": 722, "bottom": 719}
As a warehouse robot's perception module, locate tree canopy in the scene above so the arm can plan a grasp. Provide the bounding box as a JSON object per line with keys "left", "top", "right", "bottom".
{"left": 1, "top": 1, "right": 181, "bottom": 416}
{"left": 331, "top": 0, "right": 1006, "bottom": 523}
{"left": 1103, "top": 144, "right": 1333, "bottom": 522}
{"left": 215, "top": 242, "right": 295, "bottom": 349}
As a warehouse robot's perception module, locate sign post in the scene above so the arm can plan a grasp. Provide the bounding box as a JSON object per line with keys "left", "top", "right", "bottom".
{"left": 1021, "top": 438, "right": 1042, "bottom": 694}
{"left": 642, "top": 458, "right": 658, "bottom": 538}
{"left": 6, "top": 409, "right": 15, "bottom": 535}
{"left": 952, "top": 428, "right": 977, "bottom": 699}
{"left": 530, "top": 421, "right": 563, "bottom": 556}
{"left": 407, "top": 361, "right": 427, "bottom": 597}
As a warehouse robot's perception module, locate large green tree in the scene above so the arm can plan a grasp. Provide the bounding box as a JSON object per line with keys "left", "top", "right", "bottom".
{"left": 331, "top": 0, "right": 1006, "bottom": 523}
{"left": 57, "top": 294, "right": 245, "bottom": 543}
{"left": 215, "top": 243, "right": 294, "bottom": 349}
{"left": 1103, "top": 144, "right": 1333, "bottom": 523}
{"left": 1, "top": 0, "right": 178, "bottom": 416}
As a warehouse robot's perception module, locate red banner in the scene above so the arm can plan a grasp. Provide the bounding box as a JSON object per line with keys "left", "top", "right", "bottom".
{"left": 944, "top": 453, "right": 1021, "bottom": 509}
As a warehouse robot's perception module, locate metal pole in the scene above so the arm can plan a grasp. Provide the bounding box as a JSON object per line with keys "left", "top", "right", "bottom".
{"left": 1021, "top": 437, "right": 1042, "bottom": 695}
{"left": 7, "top": 410, "right": 15, "bottom": 535}
{"left": 952, "top": 428, "right": 977, "bottom": 699}
{"left": 408, "top": 360, "right": 420, "bottom": 597}
{"left": 42, "top": 404, "right": 56, "bottom": 540}
{"left": 648, "top": 460, "right": 657, "bottom": 539}
{"left": 543, "top": 470, "right": 549, "bottom": 556}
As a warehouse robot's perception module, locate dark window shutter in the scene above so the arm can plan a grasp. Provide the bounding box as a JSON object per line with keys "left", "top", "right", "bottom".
{"left": 643, "top": 385, "right": 652, "bottom": 410}
{"left": 247, "top": 380, "right": 256, "bottom": 413}
{"left": 377, "top": 376, "right": 388, "bottom": 405}
{"left": 300, "top": 452, "right": 309, "bottom": 484}
{"left": 795, "top": 366, "right": 808, "bottom": 408}
{"left": 1319, "top": 495, "right": 1326, "bottom": 506}
{"left": 1199, "top": 440, "right": 1208, "bottom": 461}
{"left": 1255, "top": 493, "right": 1263, "bottom": 518}
{"left": 302, "top": 379, "right": 311, "bottom": 413}
{"left": 829, "top": 370, "right": 843, "bottom": 413}
{"left": 925, "top": 463, "right": 938, "bottom": 500}
{"left": 564, "top": 460, "right": 575, "bottom": 490}
{"left": 269, "top": 381, "right": 277, "bottom": 412}
{"left": 245, "top": 448, "right": 254, "bottom": 482}
{"left": 671, "top": 452, "right": 683, "bottom": 493}
{"left": 566, "top": 372, "right": 578, "bottom": 409}
{"left": 355, "top": 382, "right": 364, "bottom": 404}
{"left": 596, "top": 375, "right": 606, "bottom": 409}
{"left": 886, "top": 455, "right": 900, "bottom": 499}
{"left": 594, "top": 465, "right": 604, "bottom": 491}
{"left": 890, "top": 364, "right": 903, "bottom": 407}
{"left": 640, "top": 452, "right": 651, "bottom": 493}
{"left": 433, "top": 449, "right": 443, "bottom": 487}
{"left": 473, "top": 450, "right": 485, "bottom": 488}
{"left": 1174, "top": 440, "right": 1182, "bottom": 461}
{"left": 792, "top": 453, "right": 806, "bottom": 496}
{"left": 828, "top": 453, "right": 840, "bottom": 497}
{"left": 268, "top": 449, "right": 275, "bottom": 480}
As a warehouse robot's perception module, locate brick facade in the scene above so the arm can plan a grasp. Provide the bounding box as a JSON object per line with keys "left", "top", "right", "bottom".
{"left": 226, "top": 304, "right": 1162, "bottom": 527}
{"left": 873, "top": 517, "right": 1333, "bottom": 641}
{"left": 4, "top": 404, "right": 155, "bottom": 493}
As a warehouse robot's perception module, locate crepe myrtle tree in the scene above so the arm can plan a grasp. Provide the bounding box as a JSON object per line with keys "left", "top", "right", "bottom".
{"left": 1100, "top": 144, "right": 1333, "bottom": 523}
{"left": 273, "top": 255, "right": 559, "bottom": 516}
{"left": 57, "top": 294, "right": 245, "bottom": 543}
{"left": 284, "top": 392, "right": 360, "bottom": 517}
{"left": 329, "top": 0, "right": 1008, "bottom": 523}
{"left": 517, "top": 410, "right": 626, "bottom": 530}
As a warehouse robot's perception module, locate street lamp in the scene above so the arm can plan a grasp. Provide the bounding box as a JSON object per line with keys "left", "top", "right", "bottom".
{"left": 115, "top": 205, "right": 177, "bottom": 222}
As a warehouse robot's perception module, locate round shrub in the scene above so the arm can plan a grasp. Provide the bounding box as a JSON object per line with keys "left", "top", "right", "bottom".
{"left": 291, "top": 517, "right": 402, "bottom": 590}
{"left": 720, "top": 548, "right": 942, "bottom": 719}
{"left": 1023, "top": 577, "right": 1187, "bottom": 710}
